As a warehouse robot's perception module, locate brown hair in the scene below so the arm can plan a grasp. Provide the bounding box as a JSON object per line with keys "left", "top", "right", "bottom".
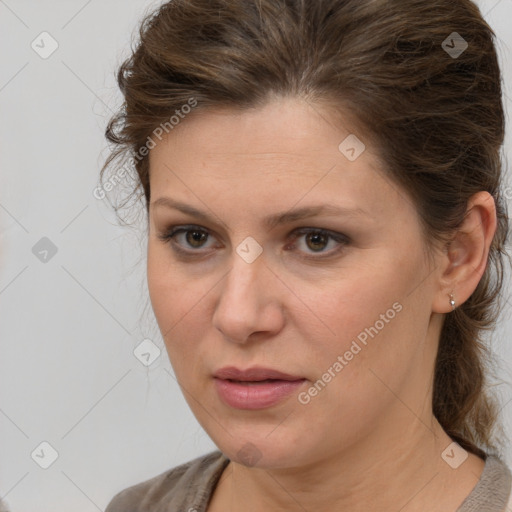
{"left": 101, "top": 0, "right": 510, "bottom": 457}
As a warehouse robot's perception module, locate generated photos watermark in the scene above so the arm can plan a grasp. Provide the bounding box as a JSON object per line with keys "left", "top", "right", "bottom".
{"left": 298, "top": 301, "right": 403, "bottom": 405}
{"left": 93, "top": 97, "right": 198, "bottom": 200}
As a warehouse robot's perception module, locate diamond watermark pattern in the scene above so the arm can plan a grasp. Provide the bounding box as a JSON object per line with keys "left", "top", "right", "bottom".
{"left": 442, "top": 32, "right": 468, "bottom": 59}
{"left": 236, "top": 442, "right": 262, "bottom": 467}
{"left": 133, "top": 338, "right": 161, "bottom": 367}
{"left": 31, "top": 31, "right": 59, "bottom": 59}
{"left": 31, "top": 441, "right": 59, "bottom": 469}
{"left": 441, "top": 441, "right": 468, "bottom": 469}
{"left": 338, "top": 134, "right": 366, "bottom": 162}
{"left": 236, "top": 236, "right": 263, "bottom": 264}
{"left": 32, "top": 237, "right": 58, "bottom": 263}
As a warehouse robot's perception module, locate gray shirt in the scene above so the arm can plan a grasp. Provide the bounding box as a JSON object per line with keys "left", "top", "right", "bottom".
{"left": 105, "top": 450, "right": 512, "bottom": 512}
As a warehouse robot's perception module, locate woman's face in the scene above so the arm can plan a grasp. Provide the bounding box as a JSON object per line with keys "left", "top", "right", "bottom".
{"left": 147, "top": 97, "right": 444, "bottom": 469}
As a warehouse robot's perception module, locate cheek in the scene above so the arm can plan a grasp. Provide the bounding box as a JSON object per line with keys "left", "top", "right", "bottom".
{"left": 147, "top": 242, "right": 197, "bottom": 322}
{"left": 310, "top": 263, "right": 400, "bottom": 342}
{"left": 147, "top": 248, "right": 187, "bottom": 343}
{"left": 304, "top": 253, "right": 421, "bottom": 387}
{"left": 146, "top": 245, "right": 217, "bottom": 372}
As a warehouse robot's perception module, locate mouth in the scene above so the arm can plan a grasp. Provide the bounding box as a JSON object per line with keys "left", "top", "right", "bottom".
{"left": 214, "top": 378, "right": 306, "bottom": 409}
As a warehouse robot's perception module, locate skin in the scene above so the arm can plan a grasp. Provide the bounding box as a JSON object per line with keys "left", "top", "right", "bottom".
{"left": 146, "top": 97, "right": 496, "bottom": 512}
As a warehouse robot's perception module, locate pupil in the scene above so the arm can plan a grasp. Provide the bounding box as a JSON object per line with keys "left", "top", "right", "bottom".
{"left": 307, "top": 233, "right": 327, "bottom": 251}
{"left": 187, "top": 230, "right": 207, "bottom": 247}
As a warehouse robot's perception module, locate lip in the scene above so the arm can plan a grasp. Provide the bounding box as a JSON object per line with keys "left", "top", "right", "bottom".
{"left": 213, "top": 366, "right": 306, "bottom": 410}
{"left": 213, "top": 366, "right": 304, "bottom": 381}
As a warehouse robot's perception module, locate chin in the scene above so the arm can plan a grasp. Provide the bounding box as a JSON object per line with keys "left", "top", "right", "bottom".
{"left": 212, "top": 430, "right": 310, "bottom": 469}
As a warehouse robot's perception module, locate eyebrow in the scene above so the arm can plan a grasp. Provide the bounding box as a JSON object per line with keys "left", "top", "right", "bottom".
{"left": 151, "top": 197, "right": 369, "bottom": 230}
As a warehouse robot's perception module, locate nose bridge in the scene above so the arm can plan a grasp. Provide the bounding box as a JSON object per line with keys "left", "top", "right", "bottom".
{"left": 223, "top": 248, "right": 265, "bottom": 308}
{"left": 223, "top": 232, "right": 267, "bottom": 295}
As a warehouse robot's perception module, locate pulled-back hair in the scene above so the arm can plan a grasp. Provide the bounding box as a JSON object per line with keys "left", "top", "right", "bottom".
{"left": 101, "top": 0, "right": 510, "bottom": 457}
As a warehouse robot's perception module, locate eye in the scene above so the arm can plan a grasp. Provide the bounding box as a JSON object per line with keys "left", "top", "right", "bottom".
{"left": 156, "top": 225, "right": 215, "bottom": 254}
{"left": 156, "top": 225, "right": 349, "bottom": 259}
{"left": 286, "top": 227, "right": 349, "bottom": 258}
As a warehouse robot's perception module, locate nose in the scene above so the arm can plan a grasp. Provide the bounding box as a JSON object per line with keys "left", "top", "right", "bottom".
{"left": 212, "top": 250, "right": 285, "bottom": 344}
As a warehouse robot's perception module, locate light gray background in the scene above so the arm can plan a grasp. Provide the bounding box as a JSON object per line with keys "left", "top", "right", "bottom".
{"left": 0, "top": 1, "right": 511, "bottom": 510}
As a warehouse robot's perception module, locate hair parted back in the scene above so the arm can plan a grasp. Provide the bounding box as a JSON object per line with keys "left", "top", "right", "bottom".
{"left": 102, "top": 0, "right": 510, "bottom": 457}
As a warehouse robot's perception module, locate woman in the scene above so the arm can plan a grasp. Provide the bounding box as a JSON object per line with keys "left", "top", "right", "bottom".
{"left": 102, "top": 0, "right": 512, "bottom": 510}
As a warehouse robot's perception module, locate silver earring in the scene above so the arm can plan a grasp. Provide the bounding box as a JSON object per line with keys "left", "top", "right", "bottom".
{"left": 449, "top": 293, "right": 456, "bottom": 310}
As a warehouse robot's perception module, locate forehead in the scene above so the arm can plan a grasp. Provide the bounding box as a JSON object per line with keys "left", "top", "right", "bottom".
{"left": 149, "top": 97, "right": 372, "bottom": 177}
{"left": 147, "top": 97, "right": 413, "bottom": 226}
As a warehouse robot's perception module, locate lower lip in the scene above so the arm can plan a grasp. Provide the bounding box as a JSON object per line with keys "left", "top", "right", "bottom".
{"left": 214, "top": 378, "right": 306, "bottom": 410}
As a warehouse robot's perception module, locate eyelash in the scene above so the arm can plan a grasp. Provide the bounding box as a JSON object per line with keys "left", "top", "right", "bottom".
{"left": 156, "top": 224, "right": 350, "bottom": 260}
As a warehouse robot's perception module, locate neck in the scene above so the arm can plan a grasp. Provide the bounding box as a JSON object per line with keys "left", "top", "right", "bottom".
{"left": 210, "top": 416, "right": 484, "bottom": 512}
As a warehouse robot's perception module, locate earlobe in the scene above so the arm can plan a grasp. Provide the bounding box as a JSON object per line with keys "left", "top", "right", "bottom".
{"left": 432, "top": 191, "right": 497, "bottom": 314}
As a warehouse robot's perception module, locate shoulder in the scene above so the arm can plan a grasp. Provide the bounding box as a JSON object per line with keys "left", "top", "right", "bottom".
{"left": 458, "top": 454, "right": 512, "bottom": 512}
{"left": 105, "top": 450, "right": 229, "bottom": 512}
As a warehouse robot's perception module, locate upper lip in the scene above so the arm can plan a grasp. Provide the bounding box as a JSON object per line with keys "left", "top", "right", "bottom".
{"left": 214, "top": 366, "right": 304, "bottom": 382}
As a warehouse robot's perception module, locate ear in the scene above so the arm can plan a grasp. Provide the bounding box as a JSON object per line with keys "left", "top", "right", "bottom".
{"left": 432, "top": 191, "right": 497, "bottom": 314}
